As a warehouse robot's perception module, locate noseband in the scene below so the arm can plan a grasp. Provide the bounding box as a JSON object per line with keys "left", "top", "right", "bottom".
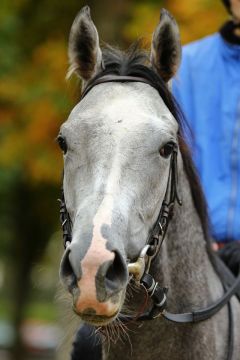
{"left": 59, "top": 75, "right": 240, "bottom": 360}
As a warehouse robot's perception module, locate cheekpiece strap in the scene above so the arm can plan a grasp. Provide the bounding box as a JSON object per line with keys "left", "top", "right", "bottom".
{"left": 147, "top": 145, "right": 182, "bottom": 260}
{"left": 59, "top": 189, "right": 72, "bottom": 248}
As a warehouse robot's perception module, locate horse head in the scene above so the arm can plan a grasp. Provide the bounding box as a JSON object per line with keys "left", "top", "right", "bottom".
{"left": 59, "top": 6, "right": 181, "bottom": 326}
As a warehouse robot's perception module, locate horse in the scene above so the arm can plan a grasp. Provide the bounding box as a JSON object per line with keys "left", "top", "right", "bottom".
{"left": 58, "top": 6, "right": 240, "bottom": 360}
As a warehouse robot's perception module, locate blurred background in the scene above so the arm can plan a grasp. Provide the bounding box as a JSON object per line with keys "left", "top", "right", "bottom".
{"left": 0, "top": 0, "right": 228, "bottom": 359}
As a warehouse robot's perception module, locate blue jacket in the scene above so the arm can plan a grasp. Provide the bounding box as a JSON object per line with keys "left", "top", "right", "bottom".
{"left": 172, "top": 33, "right": 240, "bottom": 242}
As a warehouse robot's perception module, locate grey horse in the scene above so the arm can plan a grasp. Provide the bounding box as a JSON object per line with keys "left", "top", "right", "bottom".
{"left": 59, "top": 6, "right": 240, "bottom": 360}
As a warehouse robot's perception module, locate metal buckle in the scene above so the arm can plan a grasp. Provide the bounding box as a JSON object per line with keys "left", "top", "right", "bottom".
{"left": 152, "top": 309, "right": 165, "bottom": 319}
{"left": 158, "top": 221, "right": 163, "bottom": 235}
{"left": 127, "top": 245, "right": 150, "bottom": 282}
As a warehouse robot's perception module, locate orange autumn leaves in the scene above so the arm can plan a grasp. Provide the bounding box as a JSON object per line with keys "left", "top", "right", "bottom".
{"left": 123, "top": 0, "right": 227, "bottom": 45}
{"left": 0, "top": 40, "right": 72, "bottom": 183}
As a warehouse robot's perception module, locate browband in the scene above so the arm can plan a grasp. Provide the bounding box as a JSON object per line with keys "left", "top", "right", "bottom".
{"left": 81, "top": 75, "right": 156, "bottom": 100}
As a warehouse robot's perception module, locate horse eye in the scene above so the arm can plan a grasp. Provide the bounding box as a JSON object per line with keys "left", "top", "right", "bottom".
{"left": 159, "top": 142, "right": 175, "bottom": 158}
{"left": 57, "top": 135, "right": 67, "bottom": 154}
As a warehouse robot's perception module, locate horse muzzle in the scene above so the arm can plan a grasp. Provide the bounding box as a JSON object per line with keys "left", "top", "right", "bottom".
{"left": 60, "top": 243, "right": 128, "bottom": 324}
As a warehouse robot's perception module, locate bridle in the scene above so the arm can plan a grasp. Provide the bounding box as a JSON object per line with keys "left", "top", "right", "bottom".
{"left": 59, "top": 75, "right": 240, "bottom": 360}
{"left": 59, "top": 74, "right": 182, "bottom": 316}
{"left": 60, "top": 74, "right": 182, "bottom": 256}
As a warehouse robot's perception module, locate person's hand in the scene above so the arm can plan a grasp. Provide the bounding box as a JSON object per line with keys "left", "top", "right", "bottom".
{"left": 212, "top": 242, "right": 219, "bottom": 251}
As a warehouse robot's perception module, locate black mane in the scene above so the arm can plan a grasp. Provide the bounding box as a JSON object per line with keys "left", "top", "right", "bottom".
{"left": 89, "top": 44, "right": 209, "bottom": 242}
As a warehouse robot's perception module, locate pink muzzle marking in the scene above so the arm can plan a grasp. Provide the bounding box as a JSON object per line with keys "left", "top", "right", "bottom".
{"left": 75, "top": 202, "right": 119, "bottom": 316}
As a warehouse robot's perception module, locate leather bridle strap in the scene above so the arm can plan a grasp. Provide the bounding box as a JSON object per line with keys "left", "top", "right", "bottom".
{"left": 59, "top": 189, "right": 72, "bottom": 248}
{"left": 120, "top": 270, "right": 240, "bottom": 323}
{"left": 162, "top": 272, "right": 240, "bottom": 323}
{"left": 145, "top": 144, "right": 182, "bottom": 261}
{"left": 120, "top": 276, "right": 239, "bottom": 360}
{"left": 80, "top": 75, "right": 156, "bottom": 100}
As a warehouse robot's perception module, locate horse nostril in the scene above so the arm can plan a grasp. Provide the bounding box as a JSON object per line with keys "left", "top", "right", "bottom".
{"left": 60, "top": 249, "right": 77, "bottom": 291}
{"left": 105, "top": 251, "right": 128, "bottom": 293}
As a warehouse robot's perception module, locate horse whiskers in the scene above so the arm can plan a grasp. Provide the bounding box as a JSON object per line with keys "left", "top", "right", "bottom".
{"left": 124, "top": 289, "right": 133, "bottom": 300}
{"left": 128, "top": 279, "right": 141, "bottom": 291}
{"left": 99, "top": 326, "right": 111, "bottom": 354}
{"left": 55, "top": 283, "right": 72, "bottom": 304}
{"left": 68, "top": 278, "right": 143, "bottom": 351}
{"left": 119, "top": 284, "right": 150, "bottom": 326}
{"left": 123, "top": 281, "right": 150, "bottom": 311}
{"left": 96, "top": 313, "right": 133, "bottom": 351}
{"left": 116, "top": 318, "right": 133, "bottom": 354}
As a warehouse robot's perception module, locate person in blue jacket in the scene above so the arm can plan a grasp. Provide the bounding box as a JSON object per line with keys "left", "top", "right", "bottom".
{"left": 172, "top": 0, "right": 240, "bottom": 250}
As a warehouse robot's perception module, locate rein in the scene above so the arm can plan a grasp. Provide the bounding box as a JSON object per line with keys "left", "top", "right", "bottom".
{"left": 59, "top": 75, "right": 240, "bottom": 360}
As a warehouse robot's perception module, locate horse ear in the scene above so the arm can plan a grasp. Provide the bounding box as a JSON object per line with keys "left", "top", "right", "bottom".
{"left": 150, "top": 9, "right": 181, "bottom": 82}
{"left": 67, "top": 6, "right": 102, "bottom": 81}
